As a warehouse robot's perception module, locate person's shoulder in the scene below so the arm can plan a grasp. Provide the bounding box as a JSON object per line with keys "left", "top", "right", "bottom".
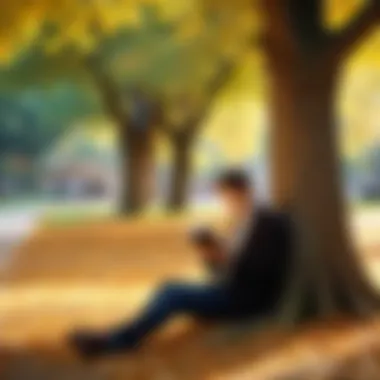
{"left": 257, "top": 206, "right": 292, "bottom": 226}
{"left": 257, "top": 205, "right": 286, "bottom": 218}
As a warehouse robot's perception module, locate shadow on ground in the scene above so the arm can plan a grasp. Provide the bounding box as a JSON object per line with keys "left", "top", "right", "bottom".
{"left": 0, "top": 322, "right": 283, "bottom": 380}
{"left": 3, "top": 319, "right": 380, "bottom": 380}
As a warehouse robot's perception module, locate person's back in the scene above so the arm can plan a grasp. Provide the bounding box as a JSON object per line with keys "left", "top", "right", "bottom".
{"left": 226, "top": 207, "right": 293, "bottom": 312}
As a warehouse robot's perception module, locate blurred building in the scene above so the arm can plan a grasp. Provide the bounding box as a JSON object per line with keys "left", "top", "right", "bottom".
{"left": 40, "top": 161, "right": 117, "bottom": 200}
{"left": 360, "top": 143, "right": 380, "bottom": 201}
{"left": 37, "top": 121, "right": 119, "bottom": 201}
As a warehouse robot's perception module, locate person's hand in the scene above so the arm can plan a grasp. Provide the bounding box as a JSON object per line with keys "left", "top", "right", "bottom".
{"left": 188, "top": 226, "right": 214, "bottom": 245}
{"left": 188, "top": 226, "right": 226, "bottom": 267}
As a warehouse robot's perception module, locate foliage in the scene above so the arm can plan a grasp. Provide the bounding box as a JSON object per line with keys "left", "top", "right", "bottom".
{"left": 0, "top": 0, "right": 379, "bottom": 161}
{"left": 0, "top": 85, "right": 92, "bottom": 159}
{"left": 0, "top": 0, "right": 185, "bottom": 63}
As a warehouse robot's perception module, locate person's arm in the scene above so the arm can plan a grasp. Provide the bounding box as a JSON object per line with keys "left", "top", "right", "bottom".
{"left": 202, "top": 245, "right": 227, "bottom": 277}
{"left": 189, "top": 227, "right": 227, "bottom": 277}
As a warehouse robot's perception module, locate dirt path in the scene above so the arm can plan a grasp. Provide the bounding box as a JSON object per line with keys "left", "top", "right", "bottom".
{"left": 0, "top": 207, "right": 42, "bottom": 277}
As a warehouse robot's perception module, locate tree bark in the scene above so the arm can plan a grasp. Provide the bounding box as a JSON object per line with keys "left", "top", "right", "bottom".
{"left": 86, "top": 59, "right": 158, "bottom": 216}
{"left": 119, "top": 126, "right": 155, "bottom": 215}
{"left": 167, "top": 134, "right": 193, "bottom": 212}
{"left": 268, "top": 61, "right": 297, "bottom": 209}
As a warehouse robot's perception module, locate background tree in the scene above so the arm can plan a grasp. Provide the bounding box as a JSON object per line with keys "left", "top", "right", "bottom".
{"left": 0, "top": 7, "right": 177, "bottom": 214}
{"left": 0, "top": 2, "right": 253, "bottom": 214}
{"left": 154, "top": 3, "right": 257, "bottom": 211}
{"left": 158, "top": 60, "right": 237, "bottom": 211}
{"left": 81, "top": 8, "right": 177, "bottom": 214}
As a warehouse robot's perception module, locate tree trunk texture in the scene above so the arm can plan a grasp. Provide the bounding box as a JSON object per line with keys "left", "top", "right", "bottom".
{"left": 268, "top": 53, "right": 380, "bottom": 323}
{"left": 119, "top": 126, "right": 155, "bottom": 215}
{"left": 167, "top": 135, "right": 193, "bottom": 212}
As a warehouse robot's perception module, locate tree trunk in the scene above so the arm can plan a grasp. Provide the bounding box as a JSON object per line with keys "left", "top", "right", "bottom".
{"left": 268, "top": 55, "right": 380, "bottom": 323}
{"left": 268, "top": 63, "right": 297, "bottom": 209}
{"left": 119, "top": 126, "right": 155, "bottom": 215}
{"left": 167, "top": 135, "right": 193, "bottom": 212}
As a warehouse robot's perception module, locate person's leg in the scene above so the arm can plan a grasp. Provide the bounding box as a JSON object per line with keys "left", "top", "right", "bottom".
{"left": 70, "top": 280, "right": 231, "bottom": 357}
{"left": 107, "top": 280, "right": 230, "bottom": 349}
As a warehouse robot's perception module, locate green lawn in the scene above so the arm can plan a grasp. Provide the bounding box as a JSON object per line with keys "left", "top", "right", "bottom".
{"left": 41, "top": 200, "right": 380, "bottom": 227}
{"left": 0, "top": 196, "right": 44, "bottom": 210}
{"left": 41, "top": 201, "right": 115, "bottom": 226}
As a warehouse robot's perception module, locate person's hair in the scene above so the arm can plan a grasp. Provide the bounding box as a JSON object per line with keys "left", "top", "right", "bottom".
{"left": 215, "top": 168, "right": 252, "bottom": 193}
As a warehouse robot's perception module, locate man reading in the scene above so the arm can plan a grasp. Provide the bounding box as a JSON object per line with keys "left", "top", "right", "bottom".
{"left": 69, "top": 169, "right": 293, "bottom": 358}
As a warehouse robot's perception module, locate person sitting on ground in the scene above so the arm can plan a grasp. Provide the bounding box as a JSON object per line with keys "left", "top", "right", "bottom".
{"left": 69, "top": 168, "right": 294, "bottom": 359}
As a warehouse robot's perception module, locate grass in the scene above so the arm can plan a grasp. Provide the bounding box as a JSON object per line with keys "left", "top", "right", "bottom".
{"left": 41, "top": 201, "right": 115, "bottom": 226}
{"left": 40, "top": 200, "right": 223, "bottom": 228}
{"left": 0, "top": 196, "right": 44, "bottom": 211}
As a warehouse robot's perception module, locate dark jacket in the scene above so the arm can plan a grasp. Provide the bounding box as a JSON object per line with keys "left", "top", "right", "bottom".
{"left": 226, "top": 207, "right": 294, "bottom": 312}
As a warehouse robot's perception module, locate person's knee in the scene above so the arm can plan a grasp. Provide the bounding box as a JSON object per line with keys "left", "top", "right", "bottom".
{"left": 156, "top": 280, "right": 184, "bottom": 302}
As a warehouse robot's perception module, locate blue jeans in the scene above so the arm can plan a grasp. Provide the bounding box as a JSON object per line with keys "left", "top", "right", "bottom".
{"left": 107, "top": 281, "right": 233, "bottom": 348}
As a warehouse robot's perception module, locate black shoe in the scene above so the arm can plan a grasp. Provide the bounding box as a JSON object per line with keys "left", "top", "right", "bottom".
{"left": 69, "top": 330, "right": 111, "bottom": 360}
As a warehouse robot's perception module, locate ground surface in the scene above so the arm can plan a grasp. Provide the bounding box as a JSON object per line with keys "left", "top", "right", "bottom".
{"left": 0, "top": 207, "right": 42, "bottom": 277}
{"left": 0, "top": 208, "right": 380, "bottom": 379}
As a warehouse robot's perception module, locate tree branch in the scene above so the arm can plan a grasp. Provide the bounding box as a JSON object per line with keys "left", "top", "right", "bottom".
{"left": 182, "top": 106, "right": 209, "bottom": 137}
{"left": 287, "top": 0, "right": 327, "bottom": 53}
{"left": 183, "top": 58, "right": 237, "bottom": 136}
{"left": 328, "top": 0, "right": 380, "bottom": 61}
{"left": 85, "top": 55, "right": 126, "bottom": 124}
{"left": 159, "top": 122, "right": 177, "bottom": 139}
{"left": 153, "top": 94, "right": 178, "bottom": 139}
{"left": 261, "top": 0, "right": 298, "bottom": 53}
{"left": 206, "top": 59, "right": 235, "bottom": 99}
{"left": 158, "top": 59, "right": 236, "bottom": 143}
